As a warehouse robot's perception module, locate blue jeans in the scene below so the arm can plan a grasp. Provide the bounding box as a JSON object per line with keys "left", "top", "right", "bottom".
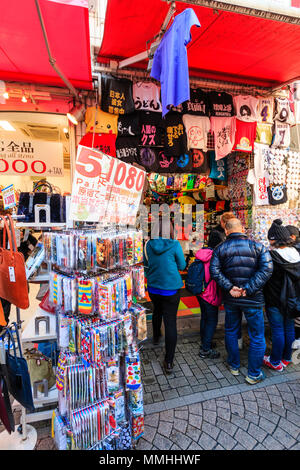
{"left": 224, "top": 304, "right": 266, "bottom": 378}
{"left": 197, "top": 296, "right": 218, "bottom": 351}
{"left": 266, "top": 306, "right": 295, "bottom": 366}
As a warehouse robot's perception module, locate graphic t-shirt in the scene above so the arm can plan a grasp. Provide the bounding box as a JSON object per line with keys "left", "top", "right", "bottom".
{"left": 164, "top": 112, "right": 187, "bottom": 156}
{"left": 150, "top": 8, "right": 201, "bottom": 116}
{"left": 191, "top": 149, "right": 209, "bottom": 174}
{"left": 137, "top": 147, "right": 159, "bottom": 172}
{"left": 210, "top": 116, "right": 236, "bottom": 160}
{"left": 133, "top": 82, "right": 162, "bottom": 112}
{"left": 85, "top": 107, "right": 118, "bottom": 134}
{"left": 257, "top": 97, "right": 274, "bottom": 124}
{"left": 157, "top": 151, "right": 177, "bottom": 173}
{"left": 209, "top": 151, "right": 227, "bottom": 180}
{"left": 101, "top": 75, "right": 135, "bottom": 115}
{"left": 272, "top": 121, "right": 291, "bottom": 148}
{"left": 233, "top": 95, "right": 259, "bottom": 122}
{"left": 208, "top": 91, "right": 234, "bottom": 117}
{"left": 274, "top": 97, "right": 293, "bottom": 124}
{"left": 255, "top": 123, "right": 273, "bottom": 145}
{"left": 117, "top": 113, "right": 140, "bottom": 136}
{"left": 139, "top": 111, "right": 164, "bottom": 146}
{"left": 182, "top": 88, "right": 209, "bottom": 116}
{"left": 79, "top": 133, "right": 116, "bottom": 157}
{"left": 233, "top": 119, "right": 257, "bottom": 152}
{"left": 115, "top": 136, "right": 140, "bottom": 163}
{"left": 247, "top": 170, "right": 270, "bottom": 206}
{"left": 174, "top": 153, "right": 193, "bottom": 173}
{"left": 182, "top": 115, "right": 210, "bottom": 150}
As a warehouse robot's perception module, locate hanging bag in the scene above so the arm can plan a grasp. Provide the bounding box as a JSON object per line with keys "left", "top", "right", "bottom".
{"left": 24, "top": 348, "right": 56, "bottom": 393}
{"left": 0, "top": 373, "right": 15, "bottom": 434}
{"left": 0, "top": 215, "right": 29, "bottom": 309}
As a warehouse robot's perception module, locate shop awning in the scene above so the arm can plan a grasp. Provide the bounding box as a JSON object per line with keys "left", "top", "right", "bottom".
{"left": 0, "top": 0, "right": 92, "bottom": 90}
{"left": 98, "top": 0, "right": 300, "bottom": 88}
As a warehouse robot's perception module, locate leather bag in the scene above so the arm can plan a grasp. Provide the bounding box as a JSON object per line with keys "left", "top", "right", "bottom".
{"left": 0, "top": 372, "right": 15, "bottom": 434}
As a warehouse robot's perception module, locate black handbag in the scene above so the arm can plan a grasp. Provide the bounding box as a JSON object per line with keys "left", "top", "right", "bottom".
{"left": 5, "top": 323, "right": 34, "bottom": 412}
{"left": 17, "top": 181, "right": 66, "bottom": 223}
{"left": 0, "top": 371, "right": 15, "bottom": 434}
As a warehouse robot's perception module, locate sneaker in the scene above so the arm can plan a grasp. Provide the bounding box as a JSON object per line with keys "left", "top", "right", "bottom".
{"left": 245, "top": 371, "right": 265, "bottom": 385}
{"left": 281, "top": 359, "right": 292, "bottom": 368}
{"left": 163, "top": 360, "right": 174, "bottom": 375}
{"left": 291, "top": 339, "right": 300, "bottom": 349}
{"left": 199, "top": 348, "right": 220, "bottom": 359}
{"left": 263, "top": 355, "right": 283, "bottom": 371}
{"left": 238, "top": 338, "right": 243, "bottom": 350}
{"left": 229, "top": 367, "right": 240, "bottom": 376}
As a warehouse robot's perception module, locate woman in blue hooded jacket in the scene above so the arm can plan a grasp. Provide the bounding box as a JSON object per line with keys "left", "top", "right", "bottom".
{"left": 144, "top": 221, "right": 186, "bottom": 374}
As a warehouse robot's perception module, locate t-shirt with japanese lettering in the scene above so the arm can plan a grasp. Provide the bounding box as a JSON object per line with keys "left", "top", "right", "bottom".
{"left": 117, "top": 113, "right": 141, "bottom": 136}
{"left": 209, "top": 151, "right": 227, "bottom": 181}
{"left": 247, "top": 169, "right": 270, "bottom": 206}
{"left": 133, "top": 82, "right": 162, "bottom": 112}
{"left": 208, "top": 91, "right": 234, "bottom": 117}
{"left": 150, "top": 8, "right": 201, "bottom": 117}
{"left": 79, "top": 132, "right": 116, "bottom": 157}
{"left": 274, "top": 97, "right": 294, "bottom": 124}
{"left": 233, "top": 95, "right": 259, "bottom": 122}
{"left": 182, "top": 115, "right": 210, "bottom": 151}
{"left": 272, "top": 121, "right": 291, "bottom": 148}
{"left": 257, "top": 97, "right": 274, "bottom": 124}
{"left": 101, "top": 74, "right": 135, "bottom": 115}
{"left": 139, "top": 111, "right": 164, "bottom": 147}
{"left": 182, "top": 88, "right": 209, "bottom": 116}
{"left": 164, "top": 112, "right": 187, "bottom": 156}
{"left": 233, "top": 119, "right": 257, "bottom": 152}
{"left": 210, "top": 116, "right": 236, "bottom": 160}
{"left": 115, "top": 136, "right": 140, "bottom": 163}
{"left": 137, "top": 147, "right": 159, "bottom": 172}
{"left": 85, "top": 107, "right": 118, "bottom": 134}
{"left": 191, "top": 149, "right": 209, "bottom": 174}
{"left": 255, "top": 123, "right": 273, "bottom": 145}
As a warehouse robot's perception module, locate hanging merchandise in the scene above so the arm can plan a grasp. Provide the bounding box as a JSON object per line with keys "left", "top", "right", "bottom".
{"left": 274, "top": 97, "right": 294, "bottom": 124}
{"left": 233, "top": 119, "right": 257, "bottom": 152}
{"left": 138, "top": 148, "right": 159, "bottom": 172}
{"left": 101, "top": 74, "right": 135, "bottom": 115}
{"left": 210, "top": 116, "right": 236, "bottom": 160}
{"left": 85, "top": 106, "right": 118, "bottom": 134}
{"left": 272, "top": 121, "right": 291, "bottom": 148}
{"left": 247, "top": 144, "right": 270, "bottom": 206}
{"left": 133, "top": 82, "right": 162, "bottom": 112}
{"left": 150, "top": 8, "right": 201, "bottom": 117}
{"left": 117, "top": 113, "right": 141, "bottom": 136}
{"left": 78, "top": 133, "right": 117, "bottom": 157}
{"left": 257, "top": 96, "right": 274, "bottom": 124}
{"left": 139, "top": 111, "right": 164, "bottom": 147}
{"left": 255, "top": 123, "right": 273, "bottom": 146}
{"left": 164, "top": 112, "right": 188, "bottom": 156}
{"left": 209, "top": 151, "right": 227, "bottom": 181}
{"left": 286, "top": 151, "right": 300, "bottom": 203}
{"left": 116, "top": 136, "right": 140, "bottom": 164}
{"left": 233, "top": 95, "right": 259, "bottom": 122}
{"left": 182, "top": 88, "right": 209, "bottom": 116}
{"left": 157, "top": 151, "right": 177, "bottom": 173}
{"left": 191, "top": 149, "right": 209, "bottom": 174}
{"left": 253, "top": 207, "right": 300, "bottom": 246}
{"left": 182, "top": 115, "right": 210, "bottom": 151}
{"left": 175, "top": 153, "right": 193, "bottom": 173}
{"left": 207, "top": 91, "right": 234, "bottom": 117}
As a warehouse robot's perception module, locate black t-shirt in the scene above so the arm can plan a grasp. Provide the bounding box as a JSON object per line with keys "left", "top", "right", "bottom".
{"left": 136, "top": 147, "right": 159, "bottom": 172}
{"left": 182, "top": 88, "right": 209, "bottom": 116}
{"left": 115, "top": 136, "right": 140, "bottom": 163}
{"left": 164, "top": 112, "right": 188, "bottom": 156}
{"left": 101, "top": 74, "right": 135, "bottom": 115}
{"left": 117, "top": 112, "right": 141, "bottom": 136}
{"left": 174, "top": 153, "right": 193, "bottom": 173}
{"left": 157, "top": 150, "right": 178, "bottom": 173}
{"left": 139, "top": 111, "right": 164, "bottom": 147}
{"left": 191, "top": 149, "right": 209, "bottom": 174}
{"left": 208, "top": 91, "right": 234, "bottom": 117}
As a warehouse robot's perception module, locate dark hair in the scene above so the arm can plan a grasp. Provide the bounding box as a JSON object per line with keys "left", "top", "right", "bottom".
{"left": 286, "top": 225, "right": 300, "bottom": 243}
{"left": 207, "top": 230, "right": 224, "bottom": 249}
{"left": 271, "top": 239, "right": 294, "bottom": 248}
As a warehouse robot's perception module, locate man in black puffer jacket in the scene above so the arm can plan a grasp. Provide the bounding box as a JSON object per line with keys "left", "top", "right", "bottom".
{"left": 210, "top": 218, "right": 273, "bottom": 385}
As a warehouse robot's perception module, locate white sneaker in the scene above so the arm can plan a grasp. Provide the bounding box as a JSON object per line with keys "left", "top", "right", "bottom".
{"left": 238, "top": 338, "right": 243, "bottom": 350}
{"left": 291, "top": 339, "right": 300, "bottom": 349}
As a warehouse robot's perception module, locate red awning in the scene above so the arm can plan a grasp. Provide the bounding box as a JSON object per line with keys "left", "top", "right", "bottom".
{"left": 98, "top": 0, "right": 300, "bottom": 88}
{"left": 0, "top": 0, "right": 92, "bottom": 89}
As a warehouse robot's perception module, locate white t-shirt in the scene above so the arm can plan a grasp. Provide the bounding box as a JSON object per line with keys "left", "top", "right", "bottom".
{"left": 247, "top": 169, "right": 269, "bottom": 205}
{"left": 233, "top": 95, "right": 259, "bottom": 122}
{"left": 257, "top": 97, "right": 274, "bottom": 124}
{"left": 182, "top": 115, "right": 210, "bottom": 150}
{"left": 133, "top": 82, "right": 162, "bottom": 112}
{"left": 210, "top": 116, "right": 236, "bottom": 160}
{"left": 272, "top": 121, "right": 291, "bottom": 148}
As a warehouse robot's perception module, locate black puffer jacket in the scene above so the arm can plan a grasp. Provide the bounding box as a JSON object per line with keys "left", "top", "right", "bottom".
{"left": 210, "top": 233, "right": 273, "bottom": 307}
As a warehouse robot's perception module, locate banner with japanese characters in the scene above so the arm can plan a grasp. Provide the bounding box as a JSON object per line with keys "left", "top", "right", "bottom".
{"left": 0, "top": 138, "right": 64, "bottom": 177}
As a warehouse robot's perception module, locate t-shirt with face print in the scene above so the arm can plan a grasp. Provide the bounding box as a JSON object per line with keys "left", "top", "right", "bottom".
{"left": 133, "top": 82, "right": 162, "bottom": 112}
{"left": 233, "top": 95, "right": 259, "bottom": 122}
{"left": 139, "top": 111, "right": 164, "bottom": 147}
{"left": 117, "top": 113, "right": 141, "bottom": 136}
{"left": 164, "top": 112, "right": 188, "bottom": 156}
{"left": 182, "top": 115, "right": 210, "bottom": 151}
{"left": 85, "top": 107, "right": 118, "bottom": 134}
{"left": 257, "top": 97, "right": 274, "bottom": 124}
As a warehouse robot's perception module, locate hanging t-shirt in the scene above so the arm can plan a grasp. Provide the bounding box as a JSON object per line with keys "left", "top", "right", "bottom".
{"left": 210, "top": 116, "right": 236, "bottom": 160}
{"left": 247, "top": 170, "right": 270, "bottom": 206}
{"left": 208, "top": 91, "right": 234, "bottom": 117}
{"left": 115, "top": 136, "right": 139, "bottom": 163}
{"left": 85, "top": 107, "right": 118, "bottom": 134}
{"left": 174, "top": 153, "right": 193, "bottom": 173}
{"left": 101, "top": 75, "right": 135, "bottom": 115}
{"left": 191, "top": 149, "right": 209, "bottom": 174}
{"left": 157, "top": 151, "right": 177, "bottom": 173}
{"left": 274, "top": 97, "right": 294, "bottom": 124}
{"left": 233, "top": 119, "right": 257, "bottom": 152}
{"left": 233, "top": 95, "right": 259, "bottom": 122}
{"left": 139, "top": 111, "right": 164, "bottom": 146}
{"left": 272, "top": 121, "right": 291, "bottom": 148}
{"left": 257, "top": 97, "right": 274, "bottom": 124}
{"left": 164, "top": 112, "right": 188, "bottom": 156}
{"left": 137, "top": 147, "right": 159, "bottom": 172}
{"left": 255, "top": 123, "right": 273, "bottom": 145}
{"left": 133, "top": 82, "right": 162, "bottom": 112}
{"left": 267, "top": 184, "right": 288, "bottom": 205}
{"left": 182, "top": 88, "right": 209, "bottom": 116}
{"left": 182, "top": 115, "right": 210, "bottom": 151}
{"left": 79, "top": 133, "right": 116, "bottom": 157}
{"left": 117, "top": 113, "right": 140, "bottom": 136}
{"left": 150, "top": 8, "right": 201, "bottom": 117}
{"left": 209, "top": 151, "right": 227, "bottom": 181}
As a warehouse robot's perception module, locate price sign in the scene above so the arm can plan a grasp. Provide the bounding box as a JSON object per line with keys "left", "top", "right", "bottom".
{"left": 1, "top": 184, "right": 16, "bottom": 210}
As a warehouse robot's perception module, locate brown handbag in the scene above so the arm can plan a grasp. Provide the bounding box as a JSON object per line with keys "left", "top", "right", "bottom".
{"left": 0, "top": 215, "right": 29, "bottom": 309}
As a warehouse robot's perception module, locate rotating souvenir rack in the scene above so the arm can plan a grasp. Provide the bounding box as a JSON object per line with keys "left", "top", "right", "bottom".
{"left": 46, "top": 229, "right": 147, "bottom": 450}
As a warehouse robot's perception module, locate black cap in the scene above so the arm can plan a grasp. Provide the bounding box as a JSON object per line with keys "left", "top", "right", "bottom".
{"left": 268, "top": 219, "right": 291, "bottom": 243}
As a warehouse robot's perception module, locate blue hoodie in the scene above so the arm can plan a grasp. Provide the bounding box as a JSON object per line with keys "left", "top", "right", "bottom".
{"left": 144, "top": 238, "right": 186, "bottom": 292}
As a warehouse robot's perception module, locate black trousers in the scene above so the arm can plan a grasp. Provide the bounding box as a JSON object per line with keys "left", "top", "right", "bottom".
{"left": 149, "top": 291, "right": 180, "bottom": 363}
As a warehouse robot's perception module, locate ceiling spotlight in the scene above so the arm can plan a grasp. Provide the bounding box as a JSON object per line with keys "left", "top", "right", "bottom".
{"left": 67, "top": 102, "right": 85, "bottom": 126}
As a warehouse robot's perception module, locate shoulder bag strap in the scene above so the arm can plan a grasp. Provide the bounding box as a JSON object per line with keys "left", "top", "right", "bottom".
{"left": 144, "top": 240, "right": 149, "bottom": 262}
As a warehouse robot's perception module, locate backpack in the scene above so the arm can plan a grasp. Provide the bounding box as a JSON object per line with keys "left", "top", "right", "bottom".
{"left": 186, "top": 260, "right": 208, "bottom": 295}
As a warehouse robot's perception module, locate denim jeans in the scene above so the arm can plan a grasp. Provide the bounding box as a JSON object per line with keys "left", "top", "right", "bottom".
{"left": 224, "top": 304, "right": 266, "bottom": 378}
{"left": 266, "top": 306, "right": 295, "bottom": 366}
{"left": 197, "top": 296, "right": 219, "bottom": 351}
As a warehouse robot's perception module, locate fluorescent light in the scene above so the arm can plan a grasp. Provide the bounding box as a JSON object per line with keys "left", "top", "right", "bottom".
{"left": 67, "top": 112, "right": 78, "bottom": 125}
{"left": 0, "top": 121, "right": 16, "bottom": 131}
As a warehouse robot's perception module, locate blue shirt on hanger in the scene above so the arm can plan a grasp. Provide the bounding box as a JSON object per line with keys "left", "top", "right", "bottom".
{"left": 150, "top": 8, "right": 201, "bottom": 117}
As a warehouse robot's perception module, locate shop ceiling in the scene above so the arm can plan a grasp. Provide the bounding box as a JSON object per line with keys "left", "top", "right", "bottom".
{"left": 97, "top": 0, "right": 300, "bottom": 89}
